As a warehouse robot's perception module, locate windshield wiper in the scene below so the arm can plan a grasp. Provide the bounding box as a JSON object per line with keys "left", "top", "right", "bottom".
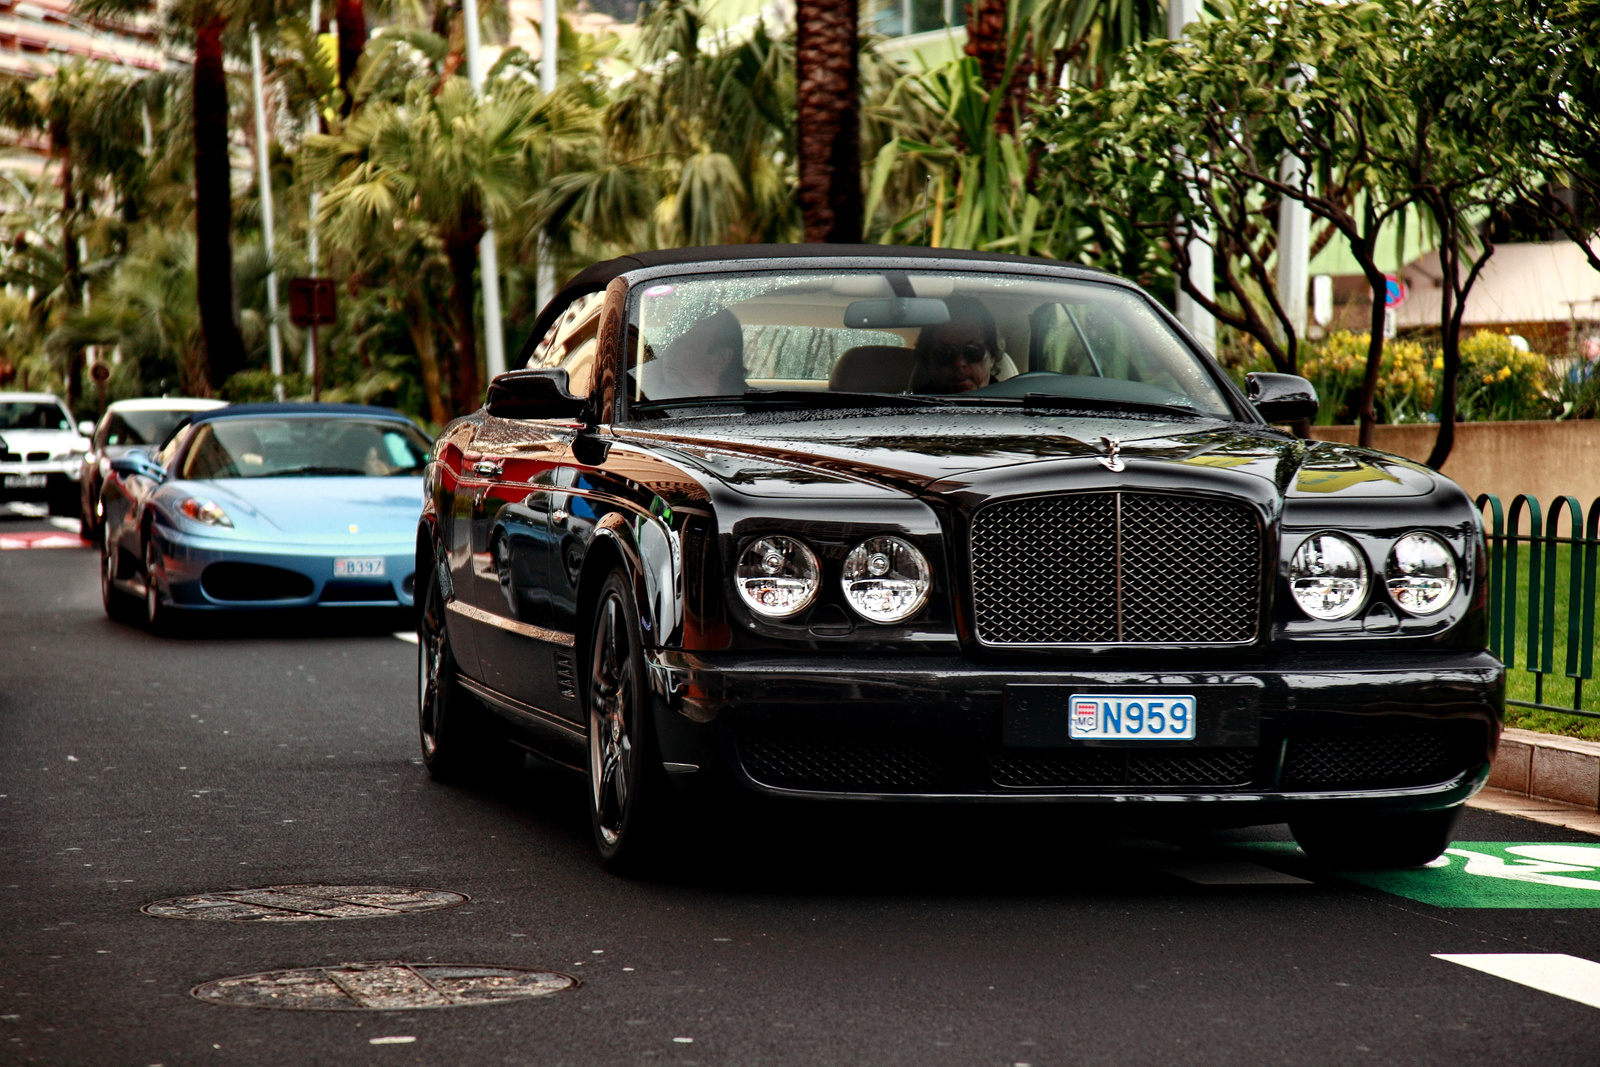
{"left": 1019, "top": 393, "right": 1208, "bottom": 419}
{"left": 634, "top": 390, "right": 952, "bottom": 413}
{"left": 264, "top": 465, "right": 369, "bottom": 477}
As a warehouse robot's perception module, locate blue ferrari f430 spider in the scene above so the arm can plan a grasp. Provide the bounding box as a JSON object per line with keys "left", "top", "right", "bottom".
{"left": 98, "top": 403, "right": 431, "bottom": 631}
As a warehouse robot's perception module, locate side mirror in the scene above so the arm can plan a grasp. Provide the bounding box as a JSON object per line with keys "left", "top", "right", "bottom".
{"left": 485, "top": 369, "right": 589, "bottom": 421}
{"left": 1246, "top": 372, "right": 1319, "bottom": 423}
{"left": 77, "top": 420, "right": 95, "bottom": 437}
{"left": 110, "top": 449, "right": 165, "bottom": 482}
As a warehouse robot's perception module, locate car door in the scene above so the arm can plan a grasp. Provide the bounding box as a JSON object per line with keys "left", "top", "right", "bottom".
{"left": 458, "top": 291, "right": 607, "bottom": 717}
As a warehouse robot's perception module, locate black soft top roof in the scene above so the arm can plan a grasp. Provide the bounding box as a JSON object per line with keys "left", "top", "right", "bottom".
{"left": 523, "top": 244, "right": 1100, "bottom": 355}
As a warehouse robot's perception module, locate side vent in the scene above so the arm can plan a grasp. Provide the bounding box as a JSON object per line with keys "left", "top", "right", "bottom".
{"left": 554, "top": 653, "right": 577, "bottom": 700}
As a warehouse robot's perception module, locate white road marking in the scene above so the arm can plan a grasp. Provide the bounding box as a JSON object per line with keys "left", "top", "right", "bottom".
{"left": 393, "top": 632, "right": 419, "bottom": 644}
{"left": 47, "top": 517, "right": 80, "bottom": 532}
{"left": 369, "top": 1036, "right": 417, "bottom": 1045}
{"left": 1153, "top": 859, "right": 1310, "bottom": 885}
{"left": 1434, "top": 953, "right": 1600, "bottom": 1010}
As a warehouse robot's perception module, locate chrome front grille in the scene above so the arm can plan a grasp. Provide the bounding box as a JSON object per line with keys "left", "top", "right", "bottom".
{"left": 970, "top": 492, "right": 1261, "bottom": 645}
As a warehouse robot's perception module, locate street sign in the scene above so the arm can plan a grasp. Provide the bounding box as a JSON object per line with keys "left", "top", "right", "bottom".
{"left": 1383, "top": 274, "right": 1408, "bottom": 308}
{"left": 289, "top": 277, "right": 337, "bottom": 326}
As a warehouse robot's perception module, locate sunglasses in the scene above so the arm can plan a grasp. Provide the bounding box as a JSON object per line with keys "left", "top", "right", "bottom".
{"left": 928, "top": 342, "right": 993, "bottom": 367}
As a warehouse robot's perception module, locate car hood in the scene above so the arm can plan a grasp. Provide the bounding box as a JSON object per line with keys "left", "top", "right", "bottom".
{"left": 629, "top": 410, "right": 1442, "bottom": 501}
{"left": 0, "top": 428, "right": 88, "bottom": 457}
{"left": 166, "top": 475, "right": 424, "bottom": 544}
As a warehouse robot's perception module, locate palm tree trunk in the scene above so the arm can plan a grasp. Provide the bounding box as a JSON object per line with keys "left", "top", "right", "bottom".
{"left": 446, "top": 233, "right": 481, "bottom": 415}
{"left": 193, "top": 8, "right": 247, "bottom": 393}
{"left": 337, "top": 0, "right": 367, "bottom": 115}
{"left": 964, "top": 0, "right": 1029, "bottom": 136}
{"left": 57, "top": 137, "right": 83, "bottom": 412}
{"left": 795, "top": 0, "right": 861, "bottom": 243}
{"left": 406, "top": 302, "right": 450, "bottom": 426}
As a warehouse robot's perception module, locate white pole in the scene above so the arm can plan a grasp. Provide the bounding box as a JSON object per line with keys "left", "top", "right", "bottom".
{"left": 535, "top": 0, "right": 558, "bottom": 317}
{"left": 1167, "top": 0, "right": 1215, "bottom": 354}
{"left": 1277, "top": 154, "right": 1310, "bottom": 342}
{"left": 251, "top": 25, "right": 285, "bottom": 399}
{"left": 1276, "top": 66, "right": 1313, "bottom": 345}
{"left": 305, "top": 0, "right": 321, "bottom": 381}
{"left": 463, "top": 0, "right": 507, "bottom": 382}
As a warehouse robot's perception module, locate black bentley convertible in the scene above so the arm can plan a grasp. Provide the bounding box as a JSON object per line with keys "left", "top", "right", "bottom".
{"left": 415, "top": 244, "right": 1502, "bottom": 872}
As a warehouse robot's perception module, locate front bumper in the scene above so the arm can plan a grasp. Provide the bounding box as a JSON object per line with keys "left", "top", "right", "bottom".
{"left": 149, "top": 523, "right": 417, "bottom": 610}
{"left": 0, "top": 461, "right": 79, "bottom": 502}
{"left": 645, "top": 649, "right": 1503, "bottom": 821}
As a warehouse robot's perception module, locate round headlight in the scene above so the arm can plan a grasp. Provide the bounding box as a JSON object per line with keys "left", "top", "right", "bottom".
{"left": 1386, "top": 532, "right": 1458, "bottom": 615}
{"left": 840, "top": 536, "right": 930, "bottom": 623}
{"left": 1289, "top": 532, "right": 1368, "bottom": 620}
{"left": 735, "top": 535, "right": 819, "bottom": 618}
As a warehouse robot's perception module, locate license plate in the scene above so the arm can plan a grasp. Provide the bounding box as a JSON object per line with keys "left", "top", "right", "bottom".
{"left": 334, "top": 557, "right": 386, "bottom": 577}
{"left": 1068, "top": 693, "right": 1197, "bottom": 740}
{"left": 3, "top": 474, "right": 46, "bottom": 489}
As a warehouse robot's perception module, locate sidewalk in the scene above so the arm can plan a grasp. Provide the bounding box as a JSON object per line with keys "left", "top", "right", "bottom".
{"left": 1469, "top": 727, "right": 1600, "bottom": 834}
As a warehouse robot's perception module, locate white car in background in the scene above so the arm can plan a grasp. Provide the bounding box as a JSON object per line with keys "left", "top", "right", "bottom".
{"left": 79, "top": 397, "right": 226, "bottom": 540}
{"left": 0, "top": 393, "right": 92, "bottom": 517}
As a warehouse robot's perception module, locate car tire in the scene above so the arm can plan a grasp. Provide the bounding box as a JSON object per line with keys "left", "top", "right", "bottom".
{"left": 417, "top": 559, "right": 521, "bottom": 783}
{"left": 101, "top": 538, "right": 140, "bottom": 623}
{"left": 47, "top": 484, "right": 78, "bottom": 517}
{"left": 143, "top": 537, "right": 175, "bottom": 635}
{"left": 586, "top": 568, "right": 671, "bottom": 875}
{"left": 1291, "top": 806, "right": 1461, "bottom": 869}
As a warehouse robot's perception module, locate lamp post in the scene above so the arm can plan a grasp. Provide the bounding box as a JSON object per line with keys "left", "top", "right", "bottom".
{"left": 462, "top": 0, "right": 506, "bottom": 381}
{"left": 1167, "top": 0, "right": 1215, "bottom": 354}
{"left": 535, "top": 0, "right": 557, "bottom": 316}
{"left": 250, "top": 25, "right": 285, "bottom": 399}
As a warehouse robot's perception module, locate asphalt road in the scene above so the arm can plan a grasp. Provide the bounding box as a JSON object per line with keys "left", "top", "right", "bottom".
{"left": 5, "top": 507, "right": 1600, "bottom": 1067}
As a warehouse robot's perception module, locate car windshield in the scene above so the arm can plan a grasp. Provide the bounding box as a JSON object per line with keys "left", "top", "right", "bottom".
{"left": 626, "top": 270, "right": 1234, "bottom": 418}
{"left": 0, "top": 401, "right": 73, "bottom": 431}
{"left": 180, "top": 418, "right": 431, "bottom": 480}
{"left": 105, "top": 409, "right": 194, "bottom": 447}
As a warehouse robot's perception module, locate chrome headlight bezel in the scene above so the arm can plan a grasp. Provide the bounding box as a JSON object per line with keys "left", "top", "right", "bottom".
{"left": 734, "top": 534, "right": 820, "bottom": 619}
{"left": 1288, "top": 531, "right": 1370, "bottom": 621}
{"left": 1385, "top": 530, "right": 1459, "bottom": 616}
{"left": 840, "top": 535, "right": 931, "bottom": 623}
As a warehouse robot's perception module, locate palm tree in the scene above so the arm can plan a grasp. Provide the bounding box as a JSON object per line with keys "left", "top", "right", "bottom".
{"left": 305, "top": 76, "right": 546, "bottom": 414}
{"left": 795, "top": 0, "right": 860, "bottom": 241}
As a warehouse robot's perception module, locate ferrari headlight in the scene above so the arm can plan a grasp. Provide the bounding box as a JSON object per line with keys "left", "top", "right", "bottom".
{"left": 177, "top": 496, "right": 233, "bottom": 528}
{"left": 1289, "top": 532, "right": 1368, "bottom": 620}
{"left": 840, "top": 536, "right": 930, "bottom": 623}
{"left": 735, "top": 535, "right": 819, "bottom": 618}
{"left": 1386, "top": 532, "right": 1458, "bottom": 615}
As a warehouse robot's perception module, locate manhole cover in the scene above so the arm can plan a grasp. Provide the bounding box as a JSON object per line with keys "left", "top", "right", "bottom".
{"left": 192, "top": 962, "right": 577, "bottom": 1011}
{"left": 143, "top": 884, "right": 468, "bottom": 922}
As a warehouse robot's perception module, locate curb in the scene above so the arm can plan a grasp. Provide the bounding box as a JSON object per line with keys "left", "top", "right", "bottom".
{"left": 1489, "top": 727, "right": 1600, "bottom": 809}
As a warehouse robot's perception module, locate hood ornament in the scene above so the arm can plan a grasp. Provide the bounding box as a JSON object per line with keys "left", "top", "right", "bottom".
{"left": 1098, "top": 435, "right": 1125, "bottom": 473}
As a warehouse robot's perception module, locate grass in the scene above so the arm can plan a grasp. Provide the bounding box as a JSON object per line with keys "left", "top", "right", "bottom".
{"left": 1490, "top": 540, "right": 1600, "bottom": 740}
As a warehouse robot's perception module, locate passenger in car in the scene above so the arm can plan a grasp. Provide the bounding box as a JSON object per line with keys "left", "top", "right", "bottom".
{"left": 910, "top": 295, "right": 1001, "bottom": 394}
{"left": 657, "top": 309, "right": 749, "bottom": 398}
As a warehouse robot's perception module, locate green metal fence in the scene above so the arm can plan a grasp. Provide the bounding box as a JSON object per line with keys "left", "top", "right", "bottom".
{"left": 1478, "top": 493, "right": 1600, "bottom": 719}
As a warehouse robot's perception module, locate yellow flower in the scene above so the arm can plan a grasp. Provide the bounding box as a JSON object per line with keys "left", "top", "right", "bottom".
{"left": 1482, "top": 373, "right": 1494, "bottom": 384}
{"left": 1497, "top": 366, "right": 1513, "bottom": 381}
{"left": 1432, "top": 356, "right": 1445, "bottom": 370}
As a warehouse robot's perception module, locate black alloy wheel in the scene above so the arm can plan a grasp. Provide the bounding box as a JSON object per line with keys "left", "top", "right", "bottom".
{"left": 100, "top": 538, "right": 138, "bottom": 623}
{"left": 587, "top": 569, "right": 668, "bottom": 873}
{"left": 1291, "top": 806, "right": 1461, "bottom": 869}
{"left": 417, "top": 557, "right": 519, "bottom": 782}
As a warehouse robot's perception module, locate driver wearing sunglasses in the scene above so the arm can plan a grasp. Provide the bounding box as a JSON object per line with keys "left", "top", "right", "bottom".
{"left": 911, "top": 295, "right": 1000, "bottom": 394}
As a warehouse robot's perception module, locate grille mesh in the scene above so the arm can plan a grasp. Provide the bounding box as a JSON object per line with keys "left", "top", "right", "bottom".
{"left": 991, "top": 748, "right": 1255, "bottom": 789}
{"left": 971, "top": 492, "right": 1259, "bottom": 645}
{"left": 1282, "top": 731, "right": 1464, "bottom": 790}
{"left": 739, "top": 736, "right": 943, "bottom": 793}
